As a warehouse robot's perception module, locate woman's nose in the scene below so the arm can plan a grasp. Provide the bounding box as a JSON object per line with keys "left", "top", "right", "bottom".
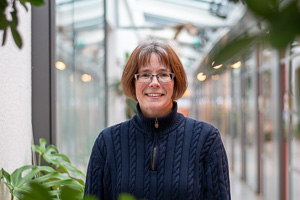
{"left": 149, "top": 76, "right": 160, "bottom": 87}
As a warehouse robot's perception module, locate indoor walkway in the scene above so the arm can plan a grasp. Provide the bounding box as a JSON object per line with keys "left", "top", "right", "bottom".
{"left": 230, "top": 171, "right": 261, "bottom": 200}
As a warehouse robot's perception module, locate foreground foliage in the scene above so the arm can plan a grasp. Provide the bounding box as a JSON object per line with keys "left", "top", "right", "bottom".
{"left": 0, "top": 138, "right": 85, "bottom": 200}
{"left": 212, "top": 0, "right": 300, "bottom": 66}
{"left": 0, "top": 0, "right": 44, "bottom": 48}
{"left": 0, "top": 138, "right": 138, "bottom": 200}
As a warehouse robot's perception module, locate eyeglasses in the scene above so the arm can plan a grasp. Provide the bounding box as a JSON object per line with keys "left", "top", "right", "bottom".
{"left": 134, "top": 72, "right": 175, "bottom": 83}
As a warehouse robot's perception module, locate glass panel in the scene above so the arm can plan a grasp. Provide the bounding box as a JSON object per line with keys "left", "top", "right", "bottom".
{"left": 290, "top": 55, "right": 300, "bottom": 114}
{"left": 261, "top": 69, "right": 278, "bottom": 200}
{"left": 55, "top": 0, "right": 105, "bottom": 172}
{"left": 290, "top": 113, "right": 300, "bottom": 200}
{"left": 291, "top": 124, "right": 300, "bottom": 170}
{"left": 291, "top": 171, "right": 300, "bottom": 200}
{"left": 211, "top": 77, "right": 223, "bottom": 129}
{"left": 245, "top": 75, "right": 256, "bottom": 190}
{"left": 232, "top": 68, "right": 242, "bottom": 177}
{"left": 263, "top": 113, "right": 277, "bottom": 200}
{"left": 288, "top": 44, "right": 300, "bottom": 200}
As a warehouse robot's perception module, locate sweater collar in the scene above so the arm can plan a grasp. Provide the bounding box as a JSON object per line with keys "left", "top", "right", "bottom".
{"left": 132, "top": 101, "right": 185, "bottom": 136}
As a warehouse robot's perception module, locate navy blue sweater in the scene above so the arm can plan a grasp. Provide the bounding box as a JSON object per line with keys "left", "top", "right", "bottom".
{"left": 84, "top": 102, "right": 230, "bottom": 200}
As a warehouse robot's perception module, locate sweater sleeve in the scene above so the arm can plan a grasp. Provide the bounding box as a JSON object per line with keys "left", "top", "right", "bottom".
{"left": 204, "top": 130, "right": 231, "bottom": 200}
{"left": 84, "top": 132, "right": 106, "bottom": 200}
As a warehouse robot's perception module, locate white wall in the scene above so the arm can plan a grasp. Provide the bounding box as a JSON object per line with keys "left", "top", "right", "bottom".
{"left": 0, "top": 4, "right": 32, "bottom": 200}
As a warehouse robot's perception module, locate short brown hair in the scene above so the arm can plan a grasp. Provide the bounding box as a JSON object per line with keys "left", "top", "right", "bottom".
{"left": 121, "top": 39, "right": 188, "bottom": 101}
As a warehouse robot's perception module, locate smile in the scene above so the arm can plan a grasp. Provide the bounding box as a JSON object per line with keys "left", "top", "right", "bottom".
{"left": 146, "top": 94, "right": 164, "bottom": 97}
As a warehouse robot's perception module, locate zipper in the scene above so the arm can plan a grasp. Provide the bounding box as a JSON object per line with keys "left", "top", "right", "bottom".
{"left": 152, "top": 146, "right": 157, "bottom": 170}
{"left": 152, "top": 118, "right": 159, "bottom": 171}
{"left": 155, "top": 118, "right": 159, "bottom": 128}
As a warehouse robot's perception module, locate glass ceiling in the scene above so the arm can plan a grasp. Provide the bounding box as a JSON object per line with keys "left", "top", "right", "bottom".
{"left": 115, "top": 0, "right": 246, "bottom": 73}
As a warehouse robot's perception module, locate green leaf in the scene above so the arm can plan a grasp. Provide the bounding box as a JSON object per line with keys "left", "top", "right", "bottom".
{"left": 32, "top": 138, "right": 48, "bottom": 156}
{"left": 243, "top": 0, "right": 277, "bottom": 19}
{"left": 32, "top": 171, "right": 84, "bottom": 192}
{"left": 11, "top": 1, "right": 19, "bottom": 26}
{"left": 31, "top": 145, "right": 44, "bottom": 154}
{"left": 73, "top": 177, "right": 85, "bottom": 186}
{"left": 33, "top": 138, "right": 86, "bottom": 180}
{"left": 17, "top": 166, "right": 55, "bottom": 186}
{"left": 0, "top": 12, "right": 9, "bottom": 30}
{"left": 10, "top": 165, "right": 34, "bottom": 186}
{"left": 4, "top": 165, "right": 56, "bottom": 199}
{"left": 10, "top": 26, "right": 23, "bottom": 48}
{"left": 55, "top": 165, "right": 69, "bottom": 174}
{"left": 53, "top": 152, "right": 71, "bottom": 163}
{"left": 1, "top": 168, "right": 11, "bottom": 183}
{"left": 211, "top": 35, "right": 258, "bottom": 66}
{"left": 26, "top": 0, "right": 45, "bottom": 6}
{"left": 43, "top": 179, "right": 84, "bottom": 192}
{"left": 118, "top": 193, "right": 137, "bottom": 200}
{"left": 268, "top": 0, "right": 300, "bottom": 49}
{"left": 1, "top": 28, "right": 7, "bottom": 46}
{"left": 1, "top": 168, "right": 13, "bottom": 191}
{"left": 23, "top": 182, "right": 52, "bottom": 200}
{"left": 61, "top": 186, "right": 83, "bottom": 200}
{"left": 0, "top": 0, "right": 8, "bottom": 12}
{"left": 39, "top": 138, "right": 47, "bottom": 150}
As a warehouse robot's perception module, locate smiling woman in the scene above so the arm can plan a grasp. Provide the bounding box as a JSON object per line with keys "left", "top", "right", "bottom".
{"left": 84, "top": 39, "right": 231, "bottom": 200}
{"left": 134, "top": 53, "right": 175, "bottom": 118}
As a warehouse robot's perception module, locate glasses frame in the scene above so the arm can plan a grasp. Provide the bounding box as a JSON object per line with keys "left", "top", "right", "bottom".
{"left": 134, "top": 72, "right": 175, "bottom": 83}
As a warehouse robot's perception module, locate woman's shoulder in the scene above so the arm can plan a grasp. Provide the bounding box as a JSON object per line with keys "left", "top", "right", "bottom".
{"left": 97, "top": 120, "right": 131, "bottom": 137}
{"left": 185, "top": 118, "right": 224, "bottom": 161}
{"left": 185, "top": 117, "right": 219, "bottom": 135}
{"left": 185, "top": 117, "right": 221, "bottom": 147}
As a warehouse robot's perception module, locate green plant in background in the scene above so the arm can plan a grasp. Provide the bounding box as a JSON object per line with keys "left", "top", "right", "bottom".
{"left": 111, "top": 79, "right": 137, "bottom": 120}
{"left": 212, "top": 0, "right": 300, "bottom": 66}
{"left": 0, "top": 0, "right": 44, "bottom": 48}
{"left": 111, "top": 51, "right": 137, "bottom": 120}
{"left": 0, "top": 138, "right": 85, "bottom": 200}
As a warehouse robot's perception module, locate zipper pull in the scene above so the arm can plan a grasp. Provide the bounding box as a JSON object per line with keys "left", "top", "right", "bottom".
{"left": 152, "top": 147, "right": 157, "bottom": 170}
{"left": 155, "top": 118, "right": 159, "bottom": 128}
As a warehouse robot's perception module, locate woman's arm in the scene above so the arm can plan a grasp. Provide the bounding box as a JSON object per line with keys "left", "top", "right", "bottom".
{"left": 204, "top": 131, "right": 231, "bottom": 200}
{"left": 84, "top": 133, "right": 106, "bottom": 199}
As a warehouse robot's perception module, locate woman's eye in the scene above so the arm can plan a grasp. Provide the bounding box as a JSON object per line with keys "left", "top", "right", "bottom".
{"left": 159, "top": 73, "right": 169, "bottom": 77}
{"left": 141, "top": 73, "right": 151, "bottom": 78}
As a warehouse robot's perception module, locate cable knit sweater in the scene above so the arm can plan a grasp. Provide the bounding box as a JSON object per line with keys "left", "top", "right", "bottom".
{"left": 84, "top": 102, "right": 231, "bottom": 200}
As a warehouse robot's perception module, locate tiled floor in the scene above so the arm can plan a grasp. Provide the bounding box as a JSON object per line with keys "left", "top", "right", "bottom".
{"left": 230, "top": 171, "right": 261, "bottom": 200}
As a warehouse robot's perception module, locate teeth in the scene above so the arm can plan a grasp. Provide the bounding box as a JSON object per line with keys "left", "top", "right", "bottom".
{"left": 147, "top": 94, "right": 162, "bottom": 97}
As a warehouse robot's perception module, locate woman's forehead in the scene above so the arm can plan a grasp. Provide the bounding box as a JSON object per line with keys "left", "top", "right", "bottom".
{"left": 138, "top": 53, "right": 168, "bottom": 68}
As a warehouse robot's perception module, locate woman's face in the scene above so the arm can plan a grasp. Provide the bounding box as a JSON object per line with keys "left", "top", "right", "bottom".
{"left": 135, "top": 53, "right": 174, "bottom": 118}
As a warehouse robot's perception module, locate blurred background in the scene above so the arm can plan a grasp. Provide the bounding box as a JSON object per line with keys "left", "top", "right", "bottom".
{"left": 1, "top": 0, "right": 300, "bottom": 200}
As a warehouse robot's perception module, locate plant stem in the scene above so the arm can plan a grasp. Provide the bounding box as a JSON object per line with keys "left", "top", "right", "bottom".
{"left": 38, "top": 154, "right": 41, "bottom": 166}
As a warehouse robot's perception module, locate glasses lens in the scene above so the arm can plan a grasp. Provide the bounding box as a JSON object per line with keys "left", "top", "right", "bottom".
{"left": 158, "top": 73, "right": 172, "bottom": 82}
{"left": 138, "top": 73, "right": 151, "bottom": 83}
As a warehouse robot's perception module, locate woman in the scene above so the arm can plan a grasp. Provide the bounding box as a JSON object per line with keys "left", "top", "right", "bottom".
{"left": 84, "top": 39, "right": 231, "bottom": 200}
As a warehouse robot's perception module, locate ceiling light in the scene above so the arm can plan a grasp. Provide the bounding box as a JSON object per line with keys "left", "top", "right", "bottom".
{"left": 213, "top": 64, "right": 223, "bottom": 69}
{"left": 231, "top": 61, "right": 241, "bottom": 69}
{"left": 81, "top": 74, "right": 92, "bottom": 82}
{"left": 197, "top": 72, "right": 206, "bottom": 81}
{"left": 55, "top": 61, "right": 66, "bottom": 70}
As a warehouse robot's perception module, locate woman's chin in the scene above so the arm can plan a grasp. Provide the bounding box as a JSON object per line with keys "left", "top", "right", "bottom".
{"left": 142, "top": 102, "right": 172, "bottom": 118}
